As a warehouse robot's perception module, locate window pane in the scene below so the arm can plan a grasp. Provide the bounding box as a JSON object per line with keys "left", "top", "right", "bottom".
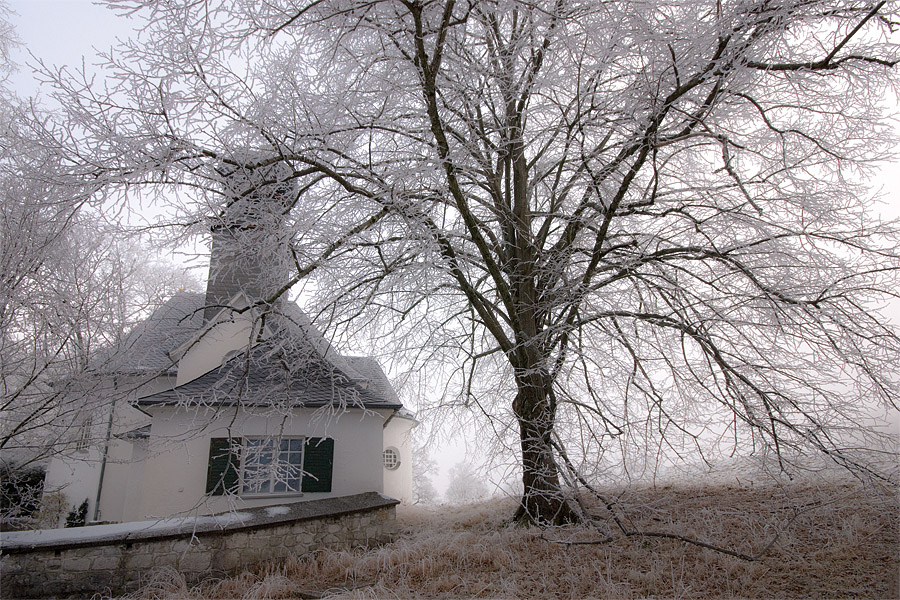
{"left": 383, "top": 448, "right": 399, "bottom": 469}
{"left": 242, "top": 439, "right": 275, "bottom": 494}
{"left": 241, "top": 458, "right": 264, "bottom": 494}
{"left": 241, "top": 437, "right": 305, "bottom": 495}
{"left": 274, "top": 475, "right": 301, "bottom": 493}
{"left": 275, "top": 441, "right": 303, "bottom": 493}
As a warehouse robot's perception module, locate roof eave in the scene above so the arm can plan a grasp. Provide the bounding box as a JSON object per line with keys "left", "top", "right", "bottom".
{"left": 135, "top": 398, "right": 403, "bottom": 411}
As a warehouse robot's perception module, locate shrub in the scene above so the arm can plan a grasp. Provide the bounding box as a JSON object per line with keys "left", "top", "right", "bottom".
{"left": 65, "top": 498, "right": 88, "bottom": 528}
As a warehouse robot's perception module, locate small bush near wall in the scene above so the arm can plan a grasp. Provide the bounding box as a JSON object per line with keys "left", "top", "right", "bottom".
{"left": 64, "top": 498, "right": 89, "bottom": 528}
{"left": 0, "top": 492, "right": 398, "bottom": 598}
{"left": 32, "top": 490, "right": 68, "bottom": 530}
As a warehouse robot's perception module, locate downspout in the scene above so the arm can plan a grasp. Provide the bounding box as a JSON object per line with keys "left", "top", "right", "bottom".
{"left": 92, "top": 377, "right": 117, "bottom": 523}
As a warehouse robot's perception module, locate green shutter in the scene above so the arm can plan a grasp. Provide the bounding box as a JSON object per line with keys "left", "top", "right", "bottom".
{"left": 301, "top": 437, "right": 333, "bottom": 493}
{"left": 206, "top": 437, "right": 241, "bottom": 495}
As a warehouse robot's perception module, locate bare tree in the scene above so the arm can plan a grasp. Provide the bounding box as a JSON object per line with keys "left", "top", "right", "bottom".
{"left": 0, "top": 16, "right": 198, "bottom": 465}
{"left": 412, "top": 444, "right": 440, "bottom": 504}
{"left": 46, "top": 0, "right": 900, "bottom": 524}
{"left": 445, "top": 461, "right": 490, "bottom": 504}
{"left": 0, "top": 209, "right": 198, "bottom": 462}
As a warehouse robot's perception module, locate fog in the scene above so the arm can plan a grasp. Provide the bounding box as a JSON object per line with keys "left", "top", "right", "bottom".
{"left": 7, "top": 0, "right": 898, "bottom": 501}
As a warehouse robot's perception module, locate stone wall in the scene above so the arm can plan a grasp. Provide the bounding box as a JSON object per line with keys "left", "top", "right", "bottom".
{"left": 1, "top": 492, "right": 398, "bottom": 598}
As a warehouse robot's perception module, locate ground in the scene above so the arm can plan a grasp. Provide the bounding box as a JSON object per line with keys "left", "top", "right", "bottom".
{"left": 127, "top": 478, "right": 898, "bottom": 599}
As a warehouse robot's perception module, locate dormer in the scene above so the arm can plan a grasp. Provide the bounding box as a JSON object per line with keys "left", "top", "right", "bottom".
{"left": 171, "top": 291, "right": 272, "bottom": 386}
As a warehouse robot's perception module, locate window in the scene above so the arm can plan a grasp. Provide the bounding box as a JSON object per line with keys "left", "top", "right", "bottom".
{"left": 206, "top": 437, "right": 333, "bottom": 496}
{"left": 383, "top": 447, "right": 400, "bottom": 470}
{"left": 241, "top": 438, "right": 303, "bottom": 495}
{"left": 75, "top": 417, "right": 92, "bottom": 452}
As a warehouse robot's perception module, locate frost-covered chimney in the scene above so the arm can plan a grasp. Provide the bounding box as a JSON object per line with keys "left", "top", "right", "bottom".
{"left": 203, "top": 157, "right": 295, "bottom": 322}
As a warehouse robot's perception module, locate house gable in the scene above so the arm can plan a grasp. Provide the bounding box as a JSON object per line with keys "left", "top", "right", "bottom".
{"left": 171, "top": 292, "right": 269, "bottom": 386}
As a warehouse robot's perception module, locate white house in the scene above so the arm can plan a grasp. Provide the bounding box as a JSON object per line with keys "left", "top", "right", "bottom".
{"left": 42, "top": 160, "right": 416, "bottom": 525}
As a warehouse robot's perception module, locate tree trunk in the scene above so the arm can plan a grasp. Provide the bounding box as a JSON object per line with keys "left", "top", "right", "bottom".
{"left": 512, "top": 373, "right": 578, "bottom": 526}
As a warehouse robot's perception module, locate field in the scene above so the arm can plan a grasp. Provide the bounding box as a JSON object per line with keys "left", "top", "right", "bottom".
{"left": 132, "top": 480, "right": 898, "bottom": 599}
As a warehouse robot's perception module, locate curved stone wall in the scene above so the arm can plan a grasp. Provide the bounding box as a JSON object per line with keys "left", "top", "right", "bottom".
{"left": 0, "top": 492, "right": 398, "bottom": 598}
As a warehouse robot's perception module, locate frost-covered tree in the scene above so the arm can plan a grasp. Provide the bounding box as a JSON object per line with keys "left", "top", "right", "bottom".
{"left": 47, "top": 0, "right": 900, "bottom": 524}
{"left": 412, "top": 445, "right": 440, "bottom": 504}
{"left": 0, "top": 7, "right": 198, "bottom": 464}
{"left": 0, "top": 205, "right": 198, "bottom": 462}
{"left": 445, "top": 461, "right": 490, "bottom": 504}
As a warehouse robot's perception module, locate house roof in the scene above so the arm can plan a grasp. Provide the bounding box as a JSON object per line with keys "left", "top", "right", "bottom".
{"left": 127, "top": 293, "right": 403, "bottom": 411}
{"left": 137, "top": 339, "right": 401, "bottom": 410}
{"left": 343, "top": 356, "right": 401, "bottom": 405}
{"left": 105, "top": 292, "right": 206, "bottom": 375}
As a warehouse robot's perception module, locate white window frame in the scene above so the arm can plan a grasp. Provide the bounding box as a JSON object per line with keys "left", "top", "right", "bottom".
{"left": 239, "top": 437, "right": 305, "bottom": 496}
{"left": 383, "top": 446, "right": 400, "bottom": 470}
{"left": 74, "top": 417, "right": 92, "bottom": 452}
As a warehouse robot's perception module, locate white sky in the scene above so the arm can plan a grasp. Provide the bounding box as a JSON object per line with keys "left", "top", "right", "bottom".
{"left": 9, "top": 0, "right": 900, "bottom": 216}
{"left": 5, "top": 0, "right": 898, "bottom": 497}
{"left": 7, "top": 0, "right": 131, "bottom": 95}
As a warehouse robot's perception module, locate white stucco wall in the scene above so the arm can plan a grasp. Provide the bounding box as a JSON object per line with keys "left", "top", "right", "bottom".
{"left": 174, "top": 314, "right": 258, "bottom": 386}
{"left": 382, "top": 414, "right": 416, "bottom": 504}
{"left": 126, "top": 405, "right": 389, "bottom": 521}
{"left": 42, "top": 375, "right": 159, "bottom": 526}
{"left": 42, "top": 449, "right": 103, "bottom": 527}
{"left": 95, "top": 438, "right": 141, "bottom": 523}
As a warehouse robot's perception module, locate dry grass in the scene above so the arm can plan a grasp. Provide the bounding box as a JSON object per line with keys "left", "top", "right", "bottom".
{"left": 130, "top": 480, "right": 898, "bottom": 599}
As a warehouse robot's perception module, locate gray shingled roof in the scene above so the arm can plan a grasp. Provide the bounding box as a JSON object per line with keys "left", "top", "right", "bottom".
{"left": 128, "top": 295, "right": 403, "bottom": 410}
{"left": 344, "top": 356, "right": 401, "bottom": 405}
{"left": 105, "top": 292, "right": 206, "bottom": 375}
{"left": 137, "top": 344, "right": 401, "bottom": 409}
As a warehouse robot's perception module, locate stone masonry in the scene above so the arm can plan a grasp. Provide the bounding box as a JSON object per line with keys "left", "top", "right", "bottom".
{"left": 0, "top": 492, "right": 398, "bottom": 598}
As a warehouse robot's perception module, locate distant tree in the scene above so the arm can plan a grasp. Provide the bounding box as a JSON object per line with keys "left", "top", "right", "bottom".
{"left": 445, "top": 462, "right": 490, "bottom": 504}
{"left": 45, "top": 0, "right": 900, "bottom": 524}
{"left": 412, "top": 445, "right": 440, "bottom": 505}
